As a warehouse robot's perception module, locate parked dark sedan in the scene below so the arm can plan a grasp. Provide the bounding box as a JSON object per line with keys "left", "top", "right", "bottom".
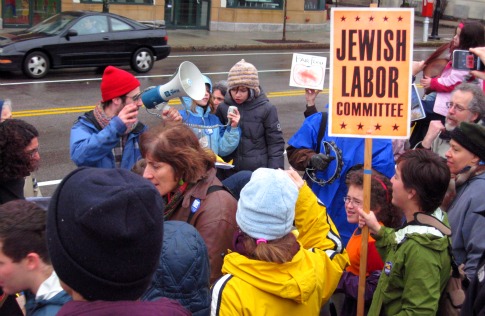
{"left": 0, "top": 11, "right": 171, "bottom": 78}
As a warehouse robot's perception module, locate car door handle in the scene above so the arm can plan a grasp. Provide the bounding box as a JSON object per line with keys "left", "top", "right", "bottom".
{"left": 103, "top": 36, "right": 110, "bottom": 40}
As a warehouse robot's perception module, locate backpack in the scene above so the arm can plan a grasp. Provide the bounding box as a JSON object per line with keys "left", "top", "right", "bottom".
{"left": 416, "top": 212, "right": 466, "bottom": 316}
{"left": 437, "top": 244, "right": 467, "bottom": 316}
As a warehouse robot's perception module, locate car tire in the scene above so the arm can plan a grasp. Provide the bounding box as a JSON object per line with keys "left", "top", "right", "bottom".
{"left": 23, "top": 51, "right": 50, "bottom": 79}
{"left": 131, "top": 48, "right": 154, "bottom": 73}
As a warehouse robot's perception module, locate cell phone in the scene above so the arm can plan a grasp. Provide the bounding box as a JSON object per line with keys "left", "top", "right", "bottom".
{"left": 452, "top": 50, "right": 485, "bottom": 71}
{"left": 227, "top": 106, "right": 237, "bottom": 124}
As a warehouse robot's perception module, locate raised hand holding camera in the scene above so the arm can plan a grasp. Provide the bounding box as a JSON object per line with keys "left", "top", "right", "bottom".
{"left": 452, "top": 50, "right": 485, "bottom": 71}
{"left": 469, "top": 47, "right": 485, "bottom": 80}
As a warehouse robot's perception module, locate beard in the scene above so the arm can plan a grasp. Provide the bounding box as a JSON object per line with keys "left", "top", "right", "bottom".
{"left": 29, "top": 158, "right": 40, "bottom": 172}
{"left": 444, "top": 120, "right": 456, "bottom": 131}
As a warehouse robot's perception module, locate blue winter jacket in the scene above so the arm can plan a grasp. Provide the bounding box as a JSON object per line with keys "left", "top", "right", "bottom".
{"left": 70, "top": 111, "right": 146, "bottom": 170}
{"left": 288, "top": 112, "right": 395, "bottom": 246}
{"left": 142, "top": 221, "right": 210, "bottom": 316}
{"left": 180, "top": 97, "right": 240, "bottom": 157}
{"left": 25, "top": 290, "right": 71, "bottom": 316}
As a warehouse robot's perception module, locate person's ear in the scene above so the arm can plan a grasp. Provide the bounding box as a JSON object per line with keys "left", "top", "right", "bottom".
{"left": 470, "top": 154, "right": 480, "bottom": 166}
{"left": 407, "top": 188, "right": 417, "bottom": 201}
{"left": 24, "top": 253, "right": 42, "bottom": 270}
{"left": 470, "top": 112, "right": 480, "bottom": 123}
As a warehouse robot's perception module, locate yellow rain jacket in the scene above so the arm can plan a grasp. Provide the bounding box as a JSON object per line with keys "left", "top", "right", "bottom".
{"left": 211, "top": 184, "right": 349, "bottom": 315}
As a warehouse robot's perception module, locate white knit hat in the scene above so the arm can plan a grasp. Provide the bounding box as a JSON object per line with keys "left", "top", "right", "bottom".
{"left": 236, "top": 168, "right": 299, "bottom": 240}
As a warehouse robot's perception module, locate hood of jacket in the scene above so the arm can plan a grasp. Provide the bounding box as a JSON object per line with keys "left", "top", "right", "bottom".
{"left": 142, "top": 221, "right": 210, "bottom": 316}
{"left": 393, "top": 208, "right": 450, "bottom": 253}
{"left": 180, "top": 97, "right": 211, "bottom": 118}
{"left": 222, "top": 245, "right": 318, "bottom": 304}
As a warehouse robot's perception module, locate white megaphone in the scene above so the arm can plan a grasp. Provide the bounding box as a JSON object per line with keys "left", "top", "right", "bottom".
{"left": 141, "top": 61, "right": 206, "bottom": 109}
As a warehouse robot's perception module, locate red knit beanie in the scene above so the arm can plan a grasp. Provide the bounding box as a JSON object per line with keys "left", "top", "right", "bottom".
{"left": 101, "top": 66, "right": 140, "bottom": 102}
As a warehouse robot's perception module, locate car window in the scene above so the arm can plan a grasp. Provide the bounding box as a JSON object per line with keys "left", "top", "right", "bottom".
{"left": 27, "top": 13, "right": 77, "bottom": 35}
{"left": 92, "top": 16, "right": 108, "bottom": 33}
{"left": 110, "top": 18, "right": 134, "bottom": 32}
{"left": 72, "top": 16, "right": 108, "bottom": 35}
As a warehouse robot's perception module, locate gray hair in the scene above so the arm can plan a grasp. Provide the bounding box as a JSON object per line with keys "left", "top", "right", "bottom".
{"left": 453, "top": 83, "right": 485, "bottom": 122}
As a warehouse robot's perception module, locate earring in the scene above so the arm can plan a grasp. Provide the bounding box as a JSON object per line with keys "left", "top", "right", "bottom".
{"left": 179, "top": 179, "right": 184, "bottom": 186}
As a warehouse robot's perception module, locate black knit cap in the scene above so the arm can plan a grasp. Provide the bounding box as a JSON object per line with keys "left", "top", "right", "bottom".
{"left": 450, "top": 122, "right": 485, "bottom": 162}
{"left": 47, "top": 167, "right": 164, "bottom": 301}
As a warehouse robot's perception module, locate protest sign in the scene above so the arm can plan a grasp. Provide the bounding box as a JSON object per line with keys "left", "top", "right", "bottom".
{"left": 329, "top": 8, "right": 414, "bottom": 139}
{"left": 289, "top": 53, "right": 327, "bottom": 90}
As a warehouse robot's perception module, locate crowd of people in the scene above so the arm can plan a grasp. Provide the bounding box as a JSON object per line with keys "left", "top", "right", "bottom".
{"left": 2, "top": 25, "right": 485, "bottom": 315}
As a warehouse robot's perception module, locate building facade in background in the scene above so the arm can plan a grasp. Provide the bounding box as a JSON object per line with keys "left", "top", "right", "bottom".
{"left": 0, "top": 0, "right": 483, "bottom": 30}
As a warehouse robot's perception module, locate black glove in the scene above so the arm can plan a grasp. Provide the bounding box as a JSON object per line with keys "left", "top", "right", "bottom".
{"left": 308, "top": 153, "right": 335, "bottom": 171}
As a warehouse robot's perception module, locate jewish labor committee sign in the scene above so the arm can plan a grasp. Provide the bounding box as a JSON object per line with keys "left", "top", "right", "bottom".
{"left": 329, "top": 8, "right": 414, "bottom": 139}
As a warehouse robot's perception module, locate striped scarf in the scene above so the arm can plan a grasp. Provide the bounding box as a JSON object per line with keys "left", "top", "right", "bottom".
{"left": 93, "top": 104, "right": 138, "bottom": 167}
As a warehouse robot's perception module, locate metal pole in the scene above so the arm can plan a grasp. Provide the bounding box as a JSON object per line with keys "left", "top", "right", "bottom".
{"left": 423, "top": 17, "right": 430, "bottom": 42}
{"left": 428, "top": 0, "right": 441, "bottom": 40}
{"left": 282, "top": 0, "right": 287, "bottom": 41}
{"left": 102, "top": 0, "right": 109, "bottom": 13}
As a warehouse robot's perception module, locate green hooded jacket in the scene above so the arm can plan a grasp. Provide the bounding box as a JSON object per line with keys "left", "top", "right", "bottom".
{"left": 369, "top": 208, "right": 451, "bottom": 315}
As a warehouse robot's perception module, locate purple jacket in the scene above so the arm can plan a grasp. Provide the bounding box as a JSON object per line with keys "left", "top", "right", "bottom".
{"left": 56, "top": 298, "right": 191, "bottom": 316}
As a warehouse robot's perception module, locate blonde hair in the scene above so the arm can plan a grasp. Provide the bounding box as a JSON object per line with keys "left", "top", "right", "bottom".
{"left": 190, "top": 84, "right": 215, "bottom": 114}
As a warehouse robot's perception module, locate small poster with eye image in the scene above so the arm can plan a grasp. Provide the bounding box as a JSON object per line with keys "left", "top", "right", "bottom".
{"left": 411, "top": 83, "right": 426, "bottom": 121}
{"left": 289, "top": 53, "right": 327, "bottom": 90}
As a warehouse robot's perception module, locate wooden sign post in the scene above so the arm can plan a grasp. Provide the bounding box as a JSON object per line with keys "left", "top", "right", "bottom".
{"left": 329, "top": 7, "right": 414, "bottom": 316}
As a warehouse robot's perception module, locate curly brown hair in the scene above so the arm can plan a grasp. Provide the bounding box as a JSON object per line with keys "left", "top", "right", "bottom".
{"left": 0, "top": 119, "right": 39, "bottom": 181}
{"left": 140, "top": 120, "right": 215, "bottom": 183}
{"left": 346, "top": 168, "right": 403, "bottom": 229}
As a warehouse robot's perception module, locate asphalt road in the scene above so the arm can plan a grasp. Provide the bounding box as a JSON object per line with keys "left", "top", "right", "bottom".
{"left": 0, "top": 48, "right": 435, "bottom": 195}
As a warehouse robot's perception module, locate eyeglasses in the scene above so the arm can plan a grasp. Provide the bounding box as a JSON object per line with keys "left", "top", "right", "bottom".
{"left": 446, "top": 102, "right": 469, "bottom": 112}
{"left": 231, "top": 87, "right": 248, "bottom": 95}
{"left": 343, "top": 196, "right": 363, "bottom": 208}
{"left": 125, "top": 92, "right": 142, "bottom": 102}
{"left": 26, "top": 146, "right": 40, "bottom": 158}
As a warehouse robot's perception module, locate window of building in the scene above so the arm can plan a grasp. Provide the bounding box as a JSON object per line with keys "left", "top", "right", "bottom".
{"left": 80, "top": 0, "right": 153, "bottom": 5}
{"left": 227, "top": 0, "right": 282, "bottom": 9}
{"left": 304, "top": 0, "right": 326, "bottom": 10}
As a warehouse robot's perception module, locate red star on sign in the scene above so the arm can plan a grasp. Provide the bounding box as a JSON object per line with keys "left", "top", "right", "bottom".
{"left": 340, "top": 122, "right": 347, "bottom": 129}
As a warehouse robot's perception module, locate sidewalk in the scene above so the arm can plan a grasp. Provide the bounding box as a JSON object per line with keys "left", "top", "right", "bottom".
{"left": 167, "top": 16, "right": 454, "bottom": 52}
{"left": 1, "top": 16, "right": 455, "bottom": 52}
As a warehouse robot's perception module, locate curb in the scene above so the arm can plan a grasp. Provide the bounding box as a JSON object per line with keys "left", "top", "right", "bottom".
{"left": 171, "top": 41, "right": 446, "bottom": 52}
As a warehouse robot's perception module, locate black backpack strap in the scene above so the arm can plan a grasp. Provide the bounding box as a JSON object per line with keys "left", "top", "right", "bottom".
{"left": 315, "top": 112, "right": 328, "bottom": 154}
{"left": 186, "top": 185, "right": 234, "bottom": 224}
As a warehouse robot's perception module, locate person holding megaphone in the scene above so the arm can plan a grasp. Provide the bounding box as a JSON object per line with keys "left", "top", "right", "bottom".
{"left": 179, "top": 75, "right": 241, "bottom": 157}
{"left": 70, "top": 66, "right": 181, "bottom": 170}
